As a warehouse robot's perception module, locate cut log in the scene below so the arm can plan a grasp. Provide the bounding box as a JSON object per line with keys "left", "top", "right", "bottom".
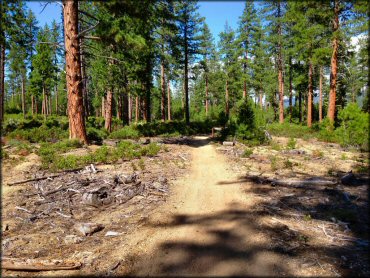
{"left": 222, "top": 141, "right": 234, "bottom": 146}
{"left": 74, "top": 222, "right": 104, "bottom": 236}
{"left": 1, "top": 257, "right": 81, "bottom": 271}
{"left": 7, "top": 175, "right": 61, "bottom": 186}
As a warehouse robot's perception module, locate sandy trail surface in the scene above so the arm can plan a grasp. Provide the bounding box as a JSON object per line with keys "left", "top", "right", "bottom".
{"left": 116, "top": 136, "right": 291, "bottom": 276}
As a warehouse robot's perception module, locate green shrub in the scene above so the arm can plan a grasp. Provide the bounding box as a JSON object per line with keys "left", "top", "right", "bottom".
{"left": 87, "top": 127, "right": 108, "bottom": 144}
{"left": 334, "top": 103, "right": 369, "bottom": 150}
{"left": 141, "top": 143, "right": 161, "bottom": 157}
{"left": 286, "top": 138, "right": 297, "bottom": 150}
{"left": 242, "top": 148, "right": 253, "bottom": 158}
{"left": 109, "top": 126, "right": 140, "bottom": 139}
{"left": 7, "top": 126, "right": 68, "bottom": 143}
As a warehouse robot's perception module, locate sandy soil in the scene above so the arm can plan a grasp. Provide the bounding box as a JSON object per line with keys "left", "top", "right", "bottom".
{"left": 2, "top": 136, "right": 368, "bottom": 276}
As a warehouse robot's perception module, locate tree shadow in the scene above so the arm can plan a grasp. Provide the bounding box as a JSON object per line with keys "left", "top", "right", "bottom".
{"left": 124, "top": 172, "right": 369, "bottom": 276}
{"left": 161, "top": 136, "right": 211, "bottom": 148}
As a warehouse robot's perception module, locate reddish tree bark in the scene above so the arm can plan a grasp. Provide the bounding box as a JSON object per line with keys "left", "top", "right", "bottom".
{"left": 63, "top": 0, "right": 88, "bottom": 143}
{"left": 319, "top": 66, "right": 323, "bottom": 122}
{"left": 307, "top": 61, "right": 313, "bottom": 127}
{"left": 277, "top": 1, "right": 284, "bottom": 124}
{"left": 328, "top": 0, "right": 339, "bottom": 123}
{"left": 21, "top": 75, "right": 26, "bottom": 118}
{"left": 160, "top": 63, "right": 166, "bottom": 121}
{"left": 0, "top": 43, "right": 5, "bottom": 125}
{"left": 104, "top": 88, "right": 113, "bottom": 132}
{"left": 167, "top": 79, "right": 171, "bottom": 121}
{"left": 135, "top": 96, "right": 139, "bottom": 123}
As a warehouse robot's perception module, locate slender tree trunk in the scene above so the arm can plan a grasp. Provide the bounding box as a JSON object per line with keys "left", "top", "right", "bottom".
{"left": 31, "top": 95, "right": 35, "bottom": 115}
{"left": 42, "top": 85, "right": 46, "bottom": 118}
{"left": 307, "top": 61, "right": 313, "bottom": 127}
{"left": 259, "top": 90, "right": 263, "bottom": 109}
{"left": 35, "top": 97, "right": 38, "bottom": 114}
{"left": 243, "top": 48, "right": 248, "bottom": 99}
{"left": 328, "top": 0, "right": 339, "bottom": 123}
{"left": 80, "top": 37, "right": 88, "bottom": 120}
{"left": 21, "top": 74, "right": 26, "bottom": 118}
{"left": 289, "top": 57, "right": 293, "bottom": 123}
{"left": 298, "top": 91, "right": 302, "bottom": 123}
{"left": 184, "top": 25, "right": 190, "bottom": 125}
{"left": 101, "top": 96, "right": 105, "bottom": 118}
{"left": 48, "top": 92, "right": 52, "bottom": 115}
{"left": 117, "top": 91, "right": 122, "bottom": 120}
{"left": 122, "top": 89, "right": 128, "bottom": 126}
{"left": 63, "top": 0, "right": 88, "bottom": 143}
{"left": 225, "top": 79, "right": 229, "bottom": 116}
{"left": 0, "top": 43, "right": 5, "bottom": 125}
{"left": 55, "top": 84, "right": 58, "bottom": 115}
{"left": 104, "top": 88, "right": 113, "bottom": 132}
{"left": 319, "top": 66, "right": 323, "bottom": 122}
{"left": 277, "top": 1, "right": 284, "bottom": 124}
{"left": 135, "top": 96, "right": 139, "bottom": 123}
{"left": 128, "top": 93, "right": 132, "bottom": 125}
{"left": 167, "top": 79, "right": 171, "bottom": 121}
{"left": 205, "top": 74, "right": 209, "bottom": 116}
{"left": 160, "top": 62, "right": 166, "bottom": 121}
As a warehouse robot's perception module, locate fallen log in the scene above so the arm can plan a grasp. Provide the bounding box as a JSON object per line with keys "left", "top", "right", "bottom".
{"left": 1, "top": 257, "right": 81, "bottom": 271}
{"left": 7, "top": 175, "right": 62, "bottom": 186}
{"left": 7, "top": 168, "right": 83, "bottom": 186}
{"left": 222, "top": 141, "right": 235, "bottom": 146}
{"left": 247, "top": 175, "right": 337, "bottom": 187}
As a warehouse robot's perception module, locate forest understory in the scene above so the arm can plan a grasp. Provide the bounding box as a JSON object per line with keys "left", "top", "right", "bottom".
{"left": 1, "top": 135, "right": 369, "bottom": 277}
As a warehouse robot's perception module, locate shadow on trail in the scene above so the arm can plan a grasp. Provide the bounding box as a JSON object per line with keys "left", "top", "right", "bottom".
{"left": 127, "top": 207, "right": 293, "bottom": 276}
{"left": 126, "top": 173, "right": 369, "bottom": 276}
{"left": 217, "top": 173, "right": 370, "bottom": 276}
{"left": 160, "top": 136, "right": 211, "bottom": 148}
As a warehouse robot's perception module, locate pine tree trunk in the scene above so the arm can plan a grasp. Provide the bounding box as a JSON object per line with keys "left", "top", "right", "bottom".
{"left": 55, "top": 84, "right": 58, "bottom": 115}
{"left": 277, "top": 1, "right": 284, "bottom": 124}
{"left": 135, "top": 96, "right": 139, "bottom": 123}
{"left": 117, "top": 91, "right": 122, "bottom": 120}
{"left": 319, "top": 66, "right": 323, "bottom": 122}
{"left": 328, "top": 0, "right": 339, "bottom": 123}
{"left": 289, "top": 57, "right": 293, "bottom": 123}
{"left": 35, "top": 97, "right": 38, "bottom": 114}
{"left": 298, "top": 91, "right": 302, "bottom": 123}
{"left": 128, "top": 93, "right": 132, "bottom": 125}
{"left": 122, "top": 89, "right": 128, "bottom": 125}
{"left": 205, "top": 74, "right": 209, "bottom": 116}
{"left": 104, "top": 88, "right": 113, "bottom": 132}
{"left": 0, "top": 42, "right": 5, "bottom": 125}
{"left": 184, "top": 25, "right": 190, "bottom": 125}
{"left": 101, "top": 96, "right": 105, "bottom": 118}
{"left": 31, "top": 95, "right": 35, "bottom": 115}
{"left": 167, "top": 79, "right": 171, "bottom": 121}
{"left": 225, "top": 79, "right": 229, "bottom": 116}
{"left": 48, "top": 92, "right": 52, "bottom": 115}
{"left": 307, "top": 61, "right": 313, "bottom": 127}
{"left": 63, "top": 0, "right": 88, "bottom": 143}
{"left": 259, "top": 90, "right": 263, "bottom": 109}
{"left": 42, "top": 86, "right": 46, "bottom": 118}
{"left": 21, "top": 74, "right": 26, "bottom": 118}
{"left": 80, "top": 37, "right": 88, "bottom": 120}
{"left": 161, "top": 62, "right": 166, "bottom": 121}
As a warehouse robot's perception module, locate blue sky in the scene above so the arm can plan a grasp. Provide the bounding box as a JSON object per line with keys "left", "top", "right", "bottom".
{"left": 26, "top": 1, "right": 246, "bottom": 44}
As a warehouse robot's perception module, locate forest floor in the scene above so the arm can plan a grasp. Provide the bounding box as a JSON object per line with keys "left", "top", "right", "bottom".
{"left": 1, "top": 135, "right": 369, "bottom": 276}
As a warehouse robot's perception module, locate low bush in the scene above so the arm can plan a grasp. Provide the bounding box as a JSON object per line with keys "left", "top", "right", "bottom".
{"left": 7, "top": 126, "right": 68, "bottom": 143}
{"left": 87, "top": 127, "right": 108, "bottom": 144}
{"left": 109, "top": 126, "right": 140, "bottom": 139}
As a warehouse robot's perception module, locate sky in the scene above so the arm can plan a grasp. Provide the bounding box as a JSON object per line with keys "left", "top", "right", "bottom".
{"left": 26, "top": 1, "right": 246, "bottom": 44}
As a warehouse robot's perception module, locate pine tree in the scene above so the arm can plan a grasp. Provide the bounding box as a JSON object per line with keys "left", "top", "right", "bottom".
{"left": 237, "top": 1, "right": 258, "bottom": 100}
{"left": 199, "top": 22, "right": 216, "bottom": 116}
{"left": 175, "top": 1, "right": 203, "bottom": 124}
{"left": 63, "top": 0, "right": 88, "bottom": 143}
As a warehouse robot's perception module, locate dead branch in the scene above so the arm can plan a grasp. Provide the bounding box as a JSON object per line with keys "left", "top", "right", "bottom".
{"left": 1, "top": 257, "right": 81, "bottom": 271}
{"left": 8, "top": 175, "right": 62, "bottom": 186}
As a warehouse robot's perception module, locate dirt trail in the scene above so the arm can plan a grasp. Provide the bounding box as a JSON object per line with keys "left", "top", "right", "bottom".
{"left": 115, "top": 136, "right": 292, "bottom": 276}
